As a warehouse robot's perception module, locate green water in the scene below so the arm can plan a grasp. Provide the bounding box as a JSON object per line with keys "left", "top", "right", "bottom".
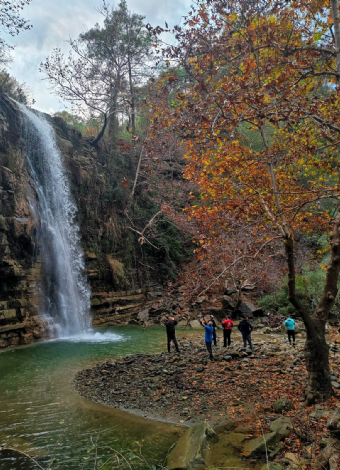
{"left": 0, "top": 326, "right": 182, "bottom": 470}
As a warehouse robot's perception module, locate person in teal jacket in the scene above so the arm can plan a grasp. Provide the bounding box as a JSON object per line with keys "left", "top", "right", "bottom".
{"left": 284, "top": 317, "right": 295, "bottom": 346}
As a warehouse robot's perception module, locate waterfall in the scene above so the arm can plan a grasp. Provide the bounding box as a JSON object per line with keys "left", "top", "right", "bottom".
{"left": 18, "top": 103, "right": 91, "bottom": 337}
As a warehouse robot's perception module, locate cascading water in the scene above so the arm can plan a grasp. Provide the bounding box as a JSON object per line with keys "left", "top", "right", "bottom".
{"left": 18, "top": 103, "right": 91, "bottom": 337}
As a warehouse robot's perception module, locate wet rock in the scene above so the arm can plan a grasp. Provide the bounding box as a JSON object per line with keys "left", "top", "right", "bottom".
{"left": 167, "top": 422, "right": 217, "bottom": 470}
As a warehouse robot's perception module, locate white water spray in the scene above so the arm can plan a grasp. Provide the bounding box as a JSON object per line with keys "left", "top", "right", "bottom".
{"left": 18, "top": 103, "right": 91, "bottom": 337}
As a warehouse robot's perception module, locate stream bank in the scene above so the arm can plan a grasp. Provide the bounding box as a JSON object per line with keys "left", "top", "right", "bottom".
{"left": 75, "top": 331, "right": 340, "bottom": 469}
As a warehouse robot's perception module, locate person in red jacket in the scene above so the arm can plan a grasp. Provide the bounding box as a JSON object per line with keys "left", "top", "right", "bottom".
{"left": 222, "top": 315, "right": 234, "bottom": 347}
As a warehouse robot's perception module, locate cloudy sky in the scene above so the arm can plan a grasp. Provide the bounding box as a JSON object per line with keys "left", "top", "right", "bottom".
{"left": 5, "top": 0, "right": 191, "bottom": 114}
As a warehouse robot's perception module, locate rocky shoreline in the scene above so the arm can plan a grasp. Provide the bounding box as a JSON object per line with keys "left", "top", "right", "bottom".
{"left": 74, "top": 332, "right": 340, "bottom": 468}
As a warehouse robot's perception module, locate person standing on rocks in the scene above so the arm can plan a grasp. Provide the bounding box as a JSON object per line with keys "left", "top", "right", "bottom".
{"left": 165, "top": 316, "right": 180, "bottom": 353}
{"left": 222, "top": 315, "right": 234, "bottom": 347}
{"left": 209, "top": 315, "right": 218, "bottom": 346}
{"left": 201, "top": 318, "right": 214, "bottom": 360}
{"left": 284, "top": 316, "right": 296, "bottom": 347}
{"left": 238, "top": 316, "right": 254, "bottom": 350}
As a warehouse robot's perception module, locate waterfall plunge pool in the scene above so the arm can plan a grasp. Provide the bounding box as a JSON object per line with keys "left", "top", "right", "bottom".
{"left": 0, "top": 326, "right": 184, "bottom": 470}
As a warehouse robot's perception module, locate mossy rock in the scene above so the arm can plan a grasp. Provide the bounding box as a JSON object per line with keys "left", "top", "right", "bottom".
{"left": 273, "top": 399, "right": 295, "bottom": 413}
{"left": 167, "top": 423, "right": 217, "bottom": 469}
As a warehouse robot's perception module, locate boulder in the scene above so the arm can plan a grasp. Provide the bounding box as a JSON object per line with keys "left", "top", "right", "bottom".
{"left": 167, "top": 423, "right": 217, "bottom": 469}
{"left": 270, "top": 417, "right": 293, "bottom": 440}
{"left": 243, "top": 432, "right": 278, "bottom": 457}
{"left": 237, "top": 301, "right": 263, "bottom": 318}
{"left": 273, "top": 399, "right": 295, "bottom": 413}
{"left": 222, "top": 295, "right": 236, "bottom": 310}
{"left": 189, "top": 320, "right": 201, "bottom": 329}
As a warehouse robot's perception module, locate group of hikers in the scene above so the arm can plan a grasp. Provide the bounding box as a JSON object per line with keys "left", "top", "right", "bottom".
{"left": 165, "top": 314, "right": 296, "bottom": 360}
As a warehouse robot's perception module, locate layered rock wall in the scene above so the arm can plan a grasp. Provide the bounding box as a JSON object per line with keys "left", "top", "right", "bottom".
{"left": 0, "top": 94, "right": 169, "bottom": 348}
{"left": 0, "top": 95, "right": 50, "bottom": 347}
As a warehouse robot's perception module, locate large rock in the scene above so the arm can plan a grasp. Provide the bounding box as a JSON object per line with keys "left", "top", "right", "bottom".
{"left": 270, "top": 417, "right": 293, "bottom": 440}
{"left": 167, "top": 423, "right": 217, "bottom": 469}
{"left": 222, "top": 295, "right": 236, "bottom": 310}
{"left": 189, "top": 320, "right": 201, "bottom": 329}
{"left": 243, "top": 432, "right": 278, "bottom": 457}
{"left": 273, "top": 399, "right": 295, "bottom": 413}
{"left": 237, "top": 301, "right": 263, "bottom": 318}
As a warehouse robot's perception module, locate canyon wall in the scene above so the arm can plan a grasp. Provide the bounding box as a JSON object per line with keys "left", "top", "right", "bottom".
{"left": 0, "top": 94, "right": 176, "bottom": 348}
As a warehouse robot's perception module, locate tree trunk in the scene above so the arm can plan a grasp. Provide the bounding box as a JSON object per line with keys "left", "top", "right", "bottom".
{"left": 108, "top": 82, "right": 120, "bottom": 140}
{"left": 304, "top": 321, "right": 332, "bottom": 405}
{"left": 315, "top": 407, "right": 340, "bottom": 470}
{"left": 284, "top": 235, "right": 333, "bottom": 404}
{"left": 91, "top": 113, "right": 107, "bottom": 146}
{"left": 127, "top": 54, "right": 135, "bottom": 135}
{"left": 331, "top": 0, "right": 340, "bottom": 80}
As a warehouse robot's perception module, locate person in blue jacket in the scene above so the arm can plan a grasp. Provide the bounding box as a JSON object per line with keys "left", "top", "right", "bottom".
{"left": 201, "top": 318, "right": 214, "bottom": 360}
{"left": 284, "top": 316, "right": 296, "bottom": 347}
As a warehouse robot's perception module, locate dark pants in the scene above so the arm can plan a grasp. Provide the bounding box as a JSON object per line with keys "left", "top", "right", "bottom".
{"left": 213, "top": 329, "right": 217, "bottom": 346}
{"left": 288, "top": 330, "right": 295, "bottom": 344}
{"left": 167, "top": 334, "right": 179, "bottom": 352}
{"left": 242, "top": 334, "right": 253, "bottom": 349}
{"left": 205, "top": 341, "right": 213, "bottom": 359}
{"left": 223, "top": 329, "right": 231, "bottom": 346}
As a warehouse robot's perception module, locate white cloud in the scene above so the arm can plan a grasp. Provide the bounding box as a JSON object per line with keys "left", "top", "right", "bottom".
{"left": 3, "top": 0, "right": 191, "bottom": 113}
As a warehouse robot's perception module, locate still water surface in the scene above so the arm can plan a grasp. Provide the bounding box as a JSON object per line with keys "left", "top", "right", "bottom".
{"left": 0, "top": 326, "right": 182, "bottom": 469}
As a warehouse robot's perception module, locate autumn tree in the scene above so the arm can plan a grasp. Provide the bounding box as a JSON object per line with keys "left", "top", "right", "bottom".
{"left": 147, "top": 0, "right": 340, "bottom": 406}
{"left": 40, "top": 0, "right": 154, "bottom": 144}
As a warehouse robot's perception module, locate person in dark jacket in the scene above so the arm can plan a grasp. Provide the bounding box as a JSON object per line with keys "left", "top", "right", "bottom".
{"left": 165, "top": 317, "right": 180, "bottom": 353}
{"left": 238, "top": 316, "right": 254, "bottom": 350}
{"left": 201, "top": 318, "right": 214, "bottom": 360}
{"left": 210, "top": 315, "right": 218, "bottom": 346}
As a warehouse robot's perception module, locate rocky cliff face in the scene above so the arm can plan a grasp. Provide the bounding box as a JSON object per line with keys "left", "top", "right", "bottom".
{"left": 0, "top": 94, "right": 50, "bottom": 347}
{"left": 0, "top": 94, "right": 173, "bottom": 348}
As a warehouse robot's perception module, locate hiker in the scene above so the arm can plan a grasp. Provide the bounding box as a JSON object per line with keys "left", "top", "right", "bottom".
{"left": 201, "top": 318, "right": 214, "bottom": 360}
{"left": 222, "top": 315, "right": 234, "bottom": 347}
{"left": 238, "top": 316, "right": 254, "bottom": 350}
{"left": 164, "top": 316, "right": 180, "bottom": 353}
{"left": 210, "top": 315, "right": 218, "bottom": 346}
{"left": 284, "top": 316, "right": 296, "bottom": 347}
